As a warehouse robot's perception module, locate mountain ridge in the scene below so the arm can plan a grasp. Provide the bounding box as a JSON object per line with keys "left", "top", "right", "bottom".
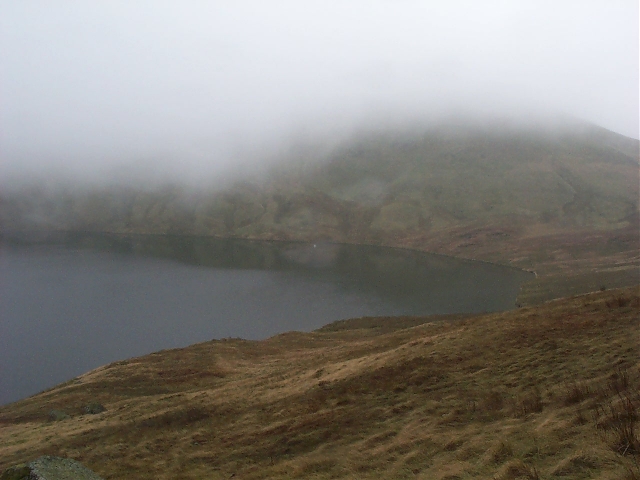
{"left": 1, "top": 119, "right": 638, "bottom": 304}
{"left": 1, "top": 119, "right": 639, "bottom": 479}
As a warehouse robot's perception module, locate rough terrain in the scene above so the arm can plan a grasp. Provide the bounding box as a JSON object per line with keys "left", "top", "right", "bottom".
{"left": 1, "top": 286, "right": 638, "bottom": 479}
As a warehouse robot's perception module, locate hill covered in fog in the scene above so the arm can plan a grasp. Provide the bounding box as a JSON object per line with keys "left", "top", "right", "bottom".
{"left": 1, "top": 119, "right": 638, "bottom": 303}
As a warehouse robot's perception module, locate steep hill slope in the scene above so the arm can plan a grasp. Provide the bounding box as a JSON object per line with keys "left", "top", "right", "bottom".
{"left": 2, "top": 120, "right": 638, "bottom": 303}
{"left": 1, "top": 286, "right": 638, "bottom": 479}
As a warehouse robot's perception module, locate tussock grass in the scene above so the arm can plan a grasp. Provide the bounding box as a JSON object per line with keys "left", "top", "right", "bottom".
{"left": 0, "top": 286, "right": 638, "bottom": 479}
{"left": 562, "top": 381, "right": 591, "bottom": 406}
{"left": 495, "top": 459, "right": 540, "bottom": 480}
{"left": 550, "top": 450, "right": 602, "bottom": 477}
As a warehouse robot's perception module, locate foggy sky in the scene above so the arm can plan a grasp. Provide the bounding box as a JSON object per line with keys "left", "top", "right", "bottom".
{"left": 1, "top": 1, "right": 638, "bottom": 185}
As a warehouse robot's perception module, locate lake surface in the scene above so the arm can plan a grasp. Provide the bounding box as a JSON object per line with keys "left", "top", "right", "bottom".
{"left": 0, "top": 233, "right": 532, "bottom": 405}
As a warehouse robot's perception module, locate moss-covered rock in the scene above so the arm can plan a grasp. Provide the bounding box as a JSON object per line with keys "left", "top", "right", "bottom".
{"left": 83, "top": 402, "right": 105, "bottom": 415}
{"left": 1, "top": 456, "right": 103, "bottom": 480}
{"left": 48, "top": 410, "right": 69, "bottom": 421}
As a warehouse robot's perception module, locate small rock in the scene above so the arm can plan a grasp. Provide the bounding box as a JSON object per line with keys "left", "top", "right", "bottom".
{"left": 1, "top": 456, "right": 103, "bottom": 480}
{"left": 48, "top": 410, "right": 69, "bottom": 421}
{"left": 83, "top": 402, "right": 106, "bottom": 414}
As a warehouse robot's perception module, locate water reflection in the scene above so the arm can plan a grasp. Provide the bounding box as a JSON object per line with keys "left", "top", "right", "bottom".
{"left": 10, "top": 231, "right": 532, "bottom": 313}
{"left": 1, "top": 232, "right": 531, "bottom": 405}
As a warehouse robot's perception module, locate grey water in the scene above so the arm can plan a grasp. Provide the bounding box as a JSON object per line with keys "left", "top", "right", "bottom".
{"left": 0, "top": 233, "right": 532, "bottom": 405}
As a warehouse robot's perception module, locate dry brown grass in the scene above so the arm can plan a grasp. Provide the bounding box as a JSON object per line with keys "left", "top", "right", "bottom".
{"left": 1, "top": 286, "right": 638, "bottom": 479}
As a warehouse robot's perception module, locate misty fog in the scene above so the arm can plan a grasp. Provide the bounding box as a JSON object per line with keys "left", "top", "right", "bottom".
{"left": 1, "top": 1, "right": 638, "bottom": 188}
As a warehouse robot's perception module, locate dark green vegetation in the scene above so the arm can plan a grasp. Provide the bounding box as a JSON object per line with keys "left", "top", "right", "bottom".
{"left": 2, "top": 120, "right": 638, "bottom": 304}
{"left": 1, "top": 286, "right": 638, "bottom": 479}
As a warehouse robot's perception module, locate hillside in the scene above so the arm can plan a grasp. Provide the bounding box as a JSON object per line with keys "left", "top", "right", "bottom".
{"left": 2, "top": 119, "right": 638, "bottom": 304}
{"left": 1, "top": 286, "right": 638, "bottom": 479}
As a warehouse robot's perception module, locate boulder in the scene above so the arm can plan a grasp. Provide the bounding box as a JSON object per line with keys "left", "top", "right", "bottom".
{"left": 0, "top": 456, "right": 103, "bottom": 480}
{"left": 47, "top": 410, "right": 69, "bottom": 422}
{"left": 82, "top": 403, "right": 106, "bottom": 415}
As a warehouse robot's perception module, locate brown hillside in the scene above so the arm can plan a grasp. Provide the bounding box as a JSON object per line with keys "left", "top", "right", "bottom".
{"left": 1, "top": 286, "right": 638, "bottom": 479}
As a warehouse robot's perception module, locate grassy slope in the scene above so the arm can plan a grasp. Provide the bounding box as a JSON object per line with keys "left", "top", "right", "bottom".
{"left": 1, "top": 286, "right": 638, "bottom": 479}
{"left": 286, "top": 124, "right": 640, "bottom": 305}
{"left": 2, "top": 121, "right": 638, "bottom": 304}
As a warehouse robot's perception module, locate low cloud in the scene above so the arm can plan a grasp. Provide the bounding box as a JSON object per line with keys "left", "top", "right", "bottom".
{"left": 1, "top": 1, "right": 637, "bottom": 186}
